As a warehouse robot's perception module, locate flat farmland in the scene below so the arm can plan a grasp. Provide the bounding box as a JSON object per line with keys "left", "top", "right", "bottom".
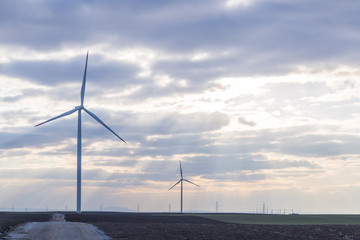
{"left": 200, "top": 213, "right": 360, "bottom": 225}
{"left": 2, "top": 212, "right": 360, "bottom": 239}
{"left": 65, "top": 212, "right": 360, "bottom": 239}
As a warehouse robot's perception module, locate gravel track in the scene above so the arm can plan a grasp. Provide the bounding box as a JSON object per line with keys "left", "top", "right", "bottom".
{"left": 4, "top": 213, "right": 110, "bottom": 240}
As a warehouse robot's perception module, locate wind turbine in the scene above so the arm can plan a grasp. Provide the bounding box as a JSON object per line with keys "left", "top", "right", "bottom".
{"left": 35, "top": 51, "right": 126, "bottom": 213}
{"left": 168, "top": 161, "right": 200, "bottom": 213}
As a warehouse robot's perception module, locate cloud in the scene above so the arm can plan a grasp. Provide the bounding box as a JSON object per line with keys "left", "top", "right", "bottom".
{"left": 184, "top": 154, "right": 319, "bottom": 175}
{"left": 0, "top": 55, "right": 140, "bottom": 87}
{"left": 1, "top": 0, "right": 358, "bottom": 69}
{"left": 2, "top": 0, "right": 360, "bottom": 213}
{"left": 238, "top": 117, "right": 256, "bottom": 126}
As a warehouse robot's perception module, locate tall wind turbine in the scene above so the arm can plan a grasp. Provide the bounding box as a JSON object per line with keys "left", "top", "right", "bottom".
{"left": 168, "top": 161, "right": 200, "bottom": 213}
{"left": 35, "top": 51, "right": 126, "bottom": 213}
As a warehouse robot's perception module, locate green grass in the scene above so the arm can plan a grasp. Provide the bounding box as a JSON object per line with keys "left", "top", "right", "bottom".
{"left": 192, "top": 213, "right": 360, "bottom": 225}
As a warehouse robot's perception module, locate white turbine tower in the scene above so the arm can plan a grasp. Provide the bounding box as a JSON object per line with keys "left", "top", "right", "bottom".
{"left": 35, "top": 51, "right": 126, "bottom": 213}
{"left": 168, "top": 161, "right": 200, "bottom": 213}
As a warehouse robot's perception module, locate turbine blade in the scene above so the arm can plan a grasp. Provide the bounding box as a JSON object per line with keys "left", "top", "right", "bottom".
{"left": 184, "top": 179, "right": 200, "bottom": 187}
{"left": 80, "top": 50, "right": 89, "bottom": 107}
{"left": 180, "top": 161, "right": 183, "bottom": 178}
{"left": 35, "top": 107, "right": 79, "bottom": 127}
{"left": 83, "top": 107, "right": 126, "bottom": 143}
{"left": 168, "top": 179, "right": 181, "bottom": 191}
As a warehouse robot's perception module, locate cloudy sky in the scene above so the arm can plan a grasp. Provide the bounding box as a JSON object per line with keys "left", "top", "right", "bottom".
{"left": 1, "top": 0, "right": 360, "bottom": 213}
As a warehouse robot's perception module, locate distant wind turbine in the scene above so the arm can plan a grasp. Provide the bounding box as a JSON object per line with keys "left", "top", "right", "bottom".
{"left": 168, "top": 161, "right": 200, "bottom": 213}
{"left": 35, "top": 51, "right": 126, "bottom": 213}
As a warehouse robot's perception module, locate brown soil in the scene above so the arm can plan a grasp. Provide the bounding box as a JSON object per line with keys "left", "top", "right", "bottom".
{"left": 65, "top": 212, "right": 360, "bottom": 240}
{"left": 1, "top": 212, "right": 360, "bottom": 239}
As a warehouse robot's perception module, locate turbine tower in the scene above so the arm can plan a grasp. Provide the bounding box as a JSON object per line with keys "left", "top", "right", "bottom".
{"left": 35, "top": 51, "right": 126, "bottom": 213}
{"left": 168, "top": 161, "right": 200, "bottom": 213}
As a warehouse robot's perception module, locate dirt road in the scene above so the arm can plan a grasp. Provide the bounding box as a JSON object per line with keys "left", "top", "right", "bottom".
{"left": 5, "top": 213, "right": 110, "bottom": 240}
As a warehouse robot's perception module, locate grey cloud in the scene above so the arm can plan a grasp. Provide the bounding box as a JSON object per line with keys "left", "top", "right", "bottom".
{"left": 108, "top": 111, "right": 230, "bottom": 135}
{"left": 0, "top": 132, "right": 54, "bottom": 149}
{"left": 278, "top": 134, "right": 360, "bottom": 157}
{"left": 1, "top": 123, "right": 356, "bottom": 186}
{"left": 0, "top": 166, "right": 176, "bottom": 188}
{"left": 1, "top": 59, "right": 83, "bottom": 85}
{"left": 230, "top": 127, "right": 360, "bottom": 157}
{"left": 1, "top": 55, "right": 140, "bottom": 87}
{"left": 207, "top": 126, "right": 360, "bottom": 158}
{"left": 90, "top": 154, "right": 319, "bottom": 184}
{"left": 0, "top": 110, "right": 228, "bottom": 154}
{"left": 184, "top": 155, "right": 319, "bottom": 176}
{"left": 0, "top": 168, "right": 75, "bottom": 180}
{"left": 1, "top": 0, "right": 359, "bottom": 72}
{"left": 85, "top": 134, "right": 210, "bottom": 158}
{"left": 0, "top": 154, "right": 321, "bottom": 187}
{"left": 91, "top": 159, "right": 138, "bottom": 167}
{"left": 120, "top": 81, "right": 211, "bottom": 102}
{"left": 120, "top": 124, "right": 357, "bottom": 159}
{"left": 145, "top": 0, "right": 360, "bottom": 76}
{"left": 0, "top": 109, "right": 41, "bottom": 128}
{"left": 78, "top": 110, "right": 228, "bottom": 140}
{"left": 24, "top": 121, "right": 360, "bottom": 160}
{"left": 1, "top": 95, "right": 22, "bottom": 103}
{"left": 238, "top": 117, "right": 256, "bottom": 126}
{"left": 0, "top": 167, "right": 126, "bottom": 182}
{"left": 0, "top": 0, "right": 222, "bottom": 51}
{"left": 1, "top": 0, "right": 359, "bottom": 108}
{"left": 203, "top": 172, "right": 267, "bottom": 182}
{"left": 0, "top": 119, "right": 78, "bottom": 149}
{"left": 203, "top": 168, "right": 324, "bottom": 182}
